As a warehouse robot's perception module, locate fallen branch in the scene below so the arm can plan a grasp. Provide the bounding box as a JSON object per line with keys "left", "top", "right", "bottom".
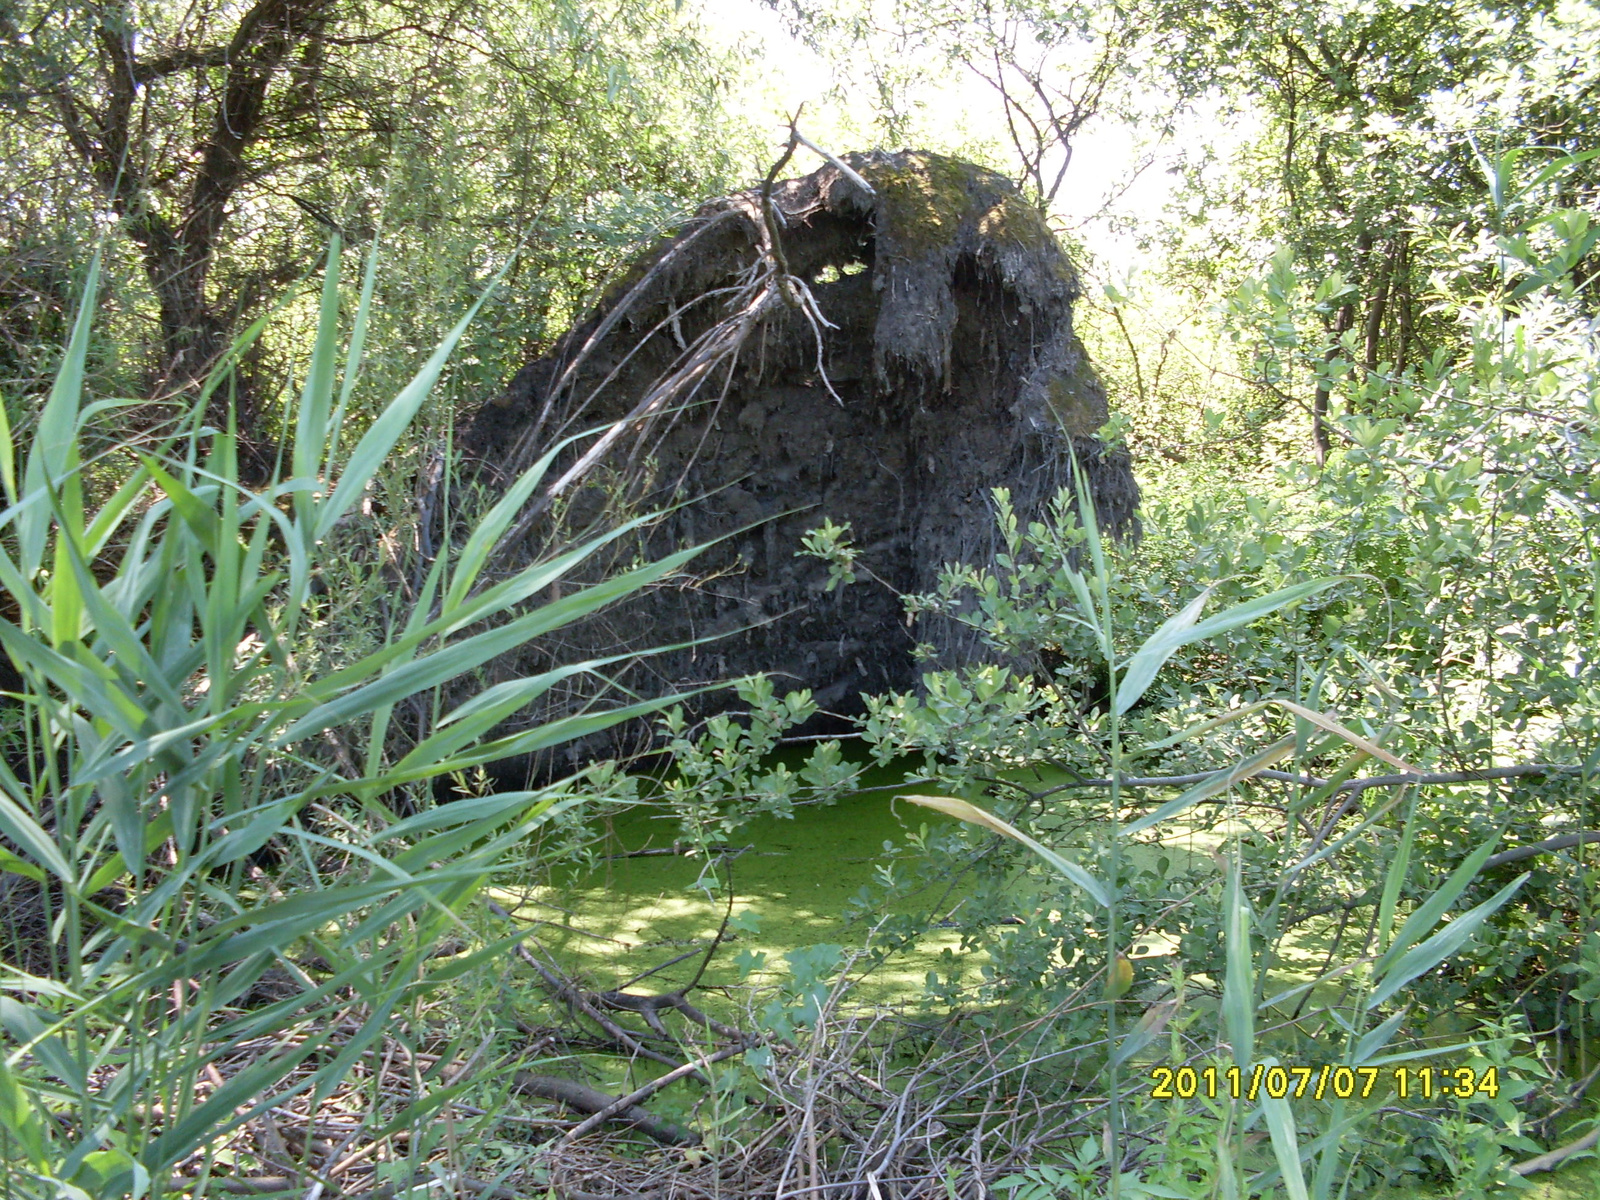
{"left": 561, "top": 1042, "right": 753, "bottom": 1143}
{"left": 1047, "top": 763, "right": 1576, "bottom": 798}
{"left": 488, "top": 902, "right": 688, "bottom": 1071}
{"left": 166, "top": 1179, "right": 296, "bottom": 1196}
{"left": 604, "top": 842, "right": 752, "bottom": 859}
{"left": 489, "top": 899, "right": 754, "bottom": 1098}
{"left": 598, "top": 988, "right": 746, "bottom": 1041}
{"left": 553, "top": 1186, "right": 659, "bottom": 1200}
{"left": 1511, "top": 1125, "right": 1600, "bottom": 1176}
{"left": 1485, "top": 831, "right": 1600, "bottom": 869}
{"left": 343, "top": 1171, "right": 525, "bottom": 1200}
{"left": 514, "top": 1072, "right": 700, "bottom": 1146}
{"left": 791, "top": 126, "right": 877, "bottom": 198}
{"left": 1535, "top": 1060, "right": 1600, "bottom": 1141}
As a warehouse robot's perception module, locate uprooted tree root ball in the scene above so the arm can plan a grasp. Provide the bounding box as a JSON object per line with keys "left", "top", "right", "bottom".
{"left": 460, "top": 150, "right": 1139, "bottom": 773}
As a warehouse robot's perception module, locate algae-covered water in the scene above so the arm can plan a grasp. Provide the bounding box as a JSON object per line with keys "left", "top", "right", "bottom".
{"left": 513, "top": 755, "right": 980, "bottom": 1000}
{"left": 515, "top": 754, "right": 1205, "bottom": 1001}
{"left": 503, "top": 754, "right": 1598, "bottom": 1200}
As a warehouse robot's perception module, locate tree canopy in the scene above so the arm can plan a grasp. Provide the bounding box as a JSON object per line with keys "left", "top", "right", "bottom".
{"left": 0, "top": 0, "right": 746, "bottom": 461}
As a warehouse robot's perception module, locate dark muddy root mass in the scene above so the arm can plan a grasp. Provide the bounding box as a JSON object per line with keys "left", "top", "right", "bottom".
{"left": 462, "top": 150, "right": 1139, "bottom": 774}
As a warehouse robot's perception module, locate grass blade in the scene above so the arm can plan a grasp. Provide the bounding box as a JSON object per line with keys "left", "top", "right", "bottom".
{"left": 278, "top": 545, "right": 698, "bottom": 746}
{"left": 1366, "top": 874, "right": 1529, "bottom": 1009}
{"left": 1376, "top": 791, "right": 1420, "bottom": 957}
{"left": 1222, "top": 850, "right": 1253, "bottom": 1069}
{"left": 1351, "top": 1009, "right": 1409, "bottom": 1064}
{"left": 328, "top": 234, "right": 380, "bottom": 464}
{"left": 1115, "top": 580, "right": 1337, "bottom": 716}
{"left": 1113, "top": 587, "right": 1211, "bottom": 715}
{"left": 1110, "top": 996, "right": 1181, "bottom": 1068}
{"left": 1121, "top": 737, "right": 1296, "bottom": 837}
{"left": 314, "top": 278, "right": 499, "bottom": 542}
{"left": 1261, "top": 1077, "right": 1310, "bottom": 1200}
{"left": 443, "top": 429, "right": 589, "bottom": 614}
{"left": 1274, "top": 700, "right": 1418, "bottom": 773}
{"left": 292, "top": 235, "right": 344, "bottom": 529}
{"left": 900, "top": 794, "right": 1110, "bottom": 907}
{"left": 19, "top": 253, "right": 99, "bottom": 575}
{"left": 1372, "top": 838, "right": 1499, "bottom": 981}
{"left": 374, "top": 790, "right": 577, "bottom": 844}
{"left": 0, "top": 786, "right": 73, "bottom": 883}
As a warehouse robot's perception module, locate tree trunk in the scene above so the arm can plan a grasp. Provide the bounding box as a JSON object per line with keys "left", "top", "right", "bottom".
{"left": 1395, "top": 234, "right": 1414, "bottom": 376}
{"left": 1363, "top": 238, "right": 1396, "bottom": 379}
{"left": 1313, "top": 300, "right": 1356, "bottom": 466}
{"left": 1312, "top": 229, "right": 1371, "bottom": 465}
{"left": 49, "top": 0, "right": 332, "bottom": 478}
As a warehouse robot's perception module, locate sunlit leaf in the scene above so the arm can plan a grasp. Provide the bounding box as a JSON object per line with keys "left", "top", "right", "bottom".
{"left": 899, "top": 794, "right": 1110, "bottom": 907}
{"left": 1115, "top": 580, "right": 1338, "bottom": 716}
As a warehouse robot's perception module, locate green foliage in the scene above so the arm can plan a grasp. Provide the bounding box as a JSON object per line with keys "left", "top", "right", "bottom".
{"left": 796, "top": 518, "right": 859, "bottom": 591}
{"left": 840, "top": 117, "right": 1600, "bottom": 1192}
{"left": 0, "top": 0, "right": 753, "bottom": 433}
{"left": 4, "top": 0, "right": 1597, "bottom": 1192}
{"left": 759, "top": 943, "right": 846, "bottom": 1038}
{"left": 657, "top": 675, "right": 864, "bottom": 844}
{"left": 0, "top": 240, "right": 703, "bottom": 1197}
{"left": 996, "top": 1149, "right": 1192, "bottom": 1200}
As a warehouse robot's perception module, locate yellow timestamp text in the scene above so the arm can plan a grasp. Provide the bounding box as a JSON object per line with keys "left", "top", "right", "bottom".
{"left": 1147, "top": 1064, "right": 1502, "bottom": 1103}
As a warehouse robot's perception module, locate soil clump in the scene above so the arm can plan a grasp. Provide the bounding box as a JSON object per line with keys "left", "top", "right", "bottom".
{"left": 462, "top": 149, "right": 1139, "bottom": 770}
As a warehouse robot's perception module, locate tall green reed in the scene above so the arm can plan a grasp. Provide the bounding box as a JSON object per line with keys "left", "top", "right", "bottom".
{"left": 0, "top": 236, "right": 704, "bottom": 1198}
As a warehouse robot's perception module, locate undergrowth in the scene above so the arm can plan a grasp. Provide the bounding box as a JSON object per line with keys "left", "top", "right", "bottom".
{"left": 0, "top": 140, "right": 1597, "bottom": 1200}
